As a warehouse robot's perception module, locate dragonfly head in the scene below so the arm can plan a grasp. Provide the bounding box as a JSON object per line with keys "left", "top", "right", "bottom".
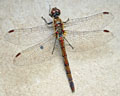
{"left": 49, "top": 7, "right": 61, "bottom": 18}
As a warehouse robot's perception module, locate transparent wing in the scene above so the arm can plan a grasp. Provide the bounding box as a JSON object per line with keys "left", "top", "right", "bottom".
{"left": 4, "top": 25, "right": 54, "bottom": 46}
{"left": 13, "top": 34, "right": 59, "bottom": 66}
{"left": 64, "top": 12, "right": 114, "bottom": 31}
{"left": 65, "top": 30, "right": 114, "bottom": 52}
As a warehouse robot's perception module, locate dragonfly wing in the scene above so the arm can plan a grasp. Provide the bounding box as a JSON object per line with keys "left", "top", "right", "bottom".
{"left": 13, "top": 34, "right": 58, "bottom": 66}
{"left": 65, "top": 30, "right": 114, "bottom": 52}
{"left": 4, "top": 25, "right": 53, "bottom": 46}
{"left": 64, "top": 12, "right": 114, "bottom": 31}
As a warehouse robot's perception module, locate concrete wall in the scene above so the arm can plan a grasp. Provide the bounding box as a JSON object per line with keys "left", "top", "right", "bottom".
{"left": 0, "top": 0, "right": 120, "bottom": 96}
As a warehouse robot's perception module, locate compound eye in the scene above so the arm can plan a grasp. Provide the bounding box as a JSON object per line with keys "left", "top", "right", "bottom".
{"left": 56, "top": 9, "right": 60, "bottom": 14}
{"left": 52, "top": 10, "right": 55, "bottom": 13}
{"left": 56, "top": 9, "right": 59, "bottom": 12}
{"left": 51, "top": 10, "right": 56, "bottom": 15}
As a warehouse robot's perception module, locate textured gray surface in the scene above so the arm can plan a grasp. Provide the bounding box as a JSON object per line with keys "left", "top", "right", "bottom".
{"left": 0, "top": 0, "right": 120, "bottom": 96}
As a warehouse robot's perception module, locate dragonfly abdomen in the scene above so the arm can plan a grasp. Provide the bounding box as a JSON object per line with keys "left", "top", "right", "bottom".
{"left": 59, "top": 37, "right": 75, "bottom": 92}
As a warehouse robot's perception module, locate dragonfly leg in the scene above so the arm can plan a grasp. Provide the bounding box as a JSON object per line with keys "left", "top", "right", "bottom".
{"left": 52, "top": 37, "right": 57, "bottom": 54}
{"left": 64, "top": 37, "right": 74, "bottom": 49}
{"left": 63, "top": 18, "right": 69, "bottom": 23}
{"left": 41, "top": 16, "right": 53, "bottom": 25}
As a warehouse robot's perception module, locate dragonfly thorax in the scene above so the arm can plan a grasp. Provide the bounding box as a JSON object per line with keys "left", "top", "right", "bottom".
{"left": 56, "top": 27, "right": 64, "bottom": 38}
{"left": 54, "top": 18, "right": 63, "bottom": 29}
{"left": 54, "top": 18, "right": 64, "bottom": 38}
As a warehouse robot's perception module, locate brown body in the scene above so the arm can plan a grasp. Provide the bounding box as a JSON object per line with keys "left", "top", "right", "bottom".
{"left": 53, "top": 17, "right": 75, "bottom": 92}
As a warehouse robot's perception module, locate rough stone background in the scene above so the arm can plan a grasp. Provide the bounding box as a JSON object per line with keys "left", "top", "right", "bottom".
{"left": 0, "top": 0, "right": 120, "bottom": 96}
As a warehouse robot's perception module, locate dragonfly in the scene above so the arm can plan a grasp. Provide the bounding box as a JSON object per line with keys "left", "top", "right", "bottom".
{"left": 4, "top": 7, "right": 114, "bottom": 92}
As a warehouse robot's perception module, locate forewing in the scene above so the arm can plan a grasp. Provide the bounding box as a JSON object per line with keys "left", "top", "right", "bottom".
{"left": 4, "top": 25, "right": 54, "bottom": 46}
{"left": 64, "top": 12, "right": 114, "bottom": 31}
